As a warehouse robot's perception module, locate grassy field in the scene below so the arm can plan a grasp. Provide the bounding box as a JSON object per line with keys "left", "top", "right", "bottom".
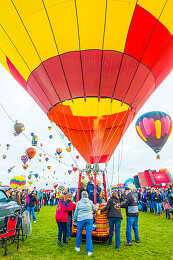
{"left": 2, "top": 206, "right": 173, "bottom": 260}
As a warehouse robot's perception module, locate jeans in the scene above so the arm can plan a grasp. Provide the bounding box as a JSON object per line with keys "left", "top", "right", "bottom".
{"left": 27, "top": 206, "right": 36, "bottom": 221}
{"left": 76, "top": 219, "right": 93, "bottom": 253}
{"left": 156, "top": 203, "right": 162, "bottom": 214}
{"left": 147, "top": 200, "right": 152, "bottom": 210}
{"left": 126, "top": 216, "right": 139, "bottom": 243}
{"left": 57, "top": 222, "right": 67, "bottom": 243}
{"left": 152, "top": 201, "right": 157, "bottom": 213}
{"left": 50, "top": 199, "right": 54, "bottom": 206}
{"left": 108, "top": 217, "right": 121, "bottom": 248}
{"left": 141, "top": 201, "right": 147, "bottom": 212}
{"left": 165, "top": 209, "right": 170, "bottom": 219}
{"left": 67, "top": 215, "right": 72, "bottom": 238}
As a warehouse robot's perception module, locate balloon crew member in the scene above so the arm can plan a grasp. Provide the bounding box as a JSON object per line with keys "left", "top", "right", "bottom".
{"left": 99, "top": 191, "right": 123, "bottom": 250}
{"left": 66, "top": 194, "right": 76, "bottom": 240}
{"left": 121, "top": 187, "right": 140, "bottom": 246}
{"left": 27, "top": 191, "right": 37, "bottom": 223}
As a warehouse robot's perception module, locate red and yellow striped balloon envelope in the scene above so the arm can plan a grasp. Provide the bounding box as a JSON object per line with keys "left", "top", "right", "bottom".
{"left": 136, "top": 111, "right": 172, "bottom": 155}
{"left": 0, "top": 1, "right": 173, "bottom": 163}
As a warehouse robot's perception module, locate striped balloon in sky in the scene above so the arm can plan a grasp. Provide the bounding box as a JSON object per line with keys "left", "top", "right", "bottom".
{"left": 136, "top": 111, "right": 172, "bottom": 156}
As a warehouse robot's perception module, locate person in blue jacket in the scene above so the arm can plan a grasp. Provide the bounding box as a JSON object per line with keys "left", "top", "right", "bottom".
{"left": 86, "top": 178, "right": 102, "bottom": 203}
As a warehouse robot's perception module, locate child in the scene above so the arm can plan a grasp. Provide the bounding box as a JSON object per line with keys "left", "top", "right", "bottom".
{"left": 163, "top": 198, "right": 170, "bottom": 219}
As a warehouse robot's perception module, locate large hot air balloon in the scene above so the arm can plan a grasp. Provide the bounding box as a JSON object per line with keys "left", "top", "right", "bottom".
{"left": 136, "top": 111, "right": 172, "bottom": 157}
{"left": 0, "top": 1, "right": 173, "bottom": 164}
{"left": 25, "top": 147, "right": 36, "bottom": 159}
{"left": 10, "top": 176, "right": 26, "bottom": 189}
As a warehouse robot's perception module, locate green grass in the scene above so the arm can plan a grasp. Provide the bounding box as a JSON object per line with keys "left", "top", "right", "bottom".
{"left": 2, "top": 206, "right": 173, "bottom": 260}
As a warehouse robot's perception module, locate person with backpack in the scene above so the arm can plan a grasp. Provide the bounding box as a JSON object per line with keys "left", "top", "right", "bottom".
{"left": 27, "top": 191, "right": 37, "bottom": 223}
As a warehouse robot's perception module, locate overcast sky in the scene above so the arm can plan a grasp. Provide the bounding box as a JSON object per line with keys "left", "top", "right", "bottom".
{"left": 0, "top": 63, "right": 173, "bottom": 190}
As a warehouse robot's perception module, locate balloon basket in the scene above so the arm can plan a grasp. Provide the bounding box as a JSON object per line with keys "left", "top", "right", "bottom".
{"left": 72, "top": 203, "right": 109, "bottom": 242}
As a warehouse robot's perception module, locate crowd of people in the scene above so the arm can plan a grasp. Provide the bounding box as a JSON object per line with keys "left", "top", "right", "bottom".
{"left": 4, "top": 182, "right": 173, "bottom": 256}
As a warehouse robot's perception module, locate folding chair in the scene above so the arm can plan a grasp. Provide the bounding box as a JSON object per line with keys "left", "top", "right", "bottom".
{"left": 0, "top": 215, "right": 21, "bottom": 256}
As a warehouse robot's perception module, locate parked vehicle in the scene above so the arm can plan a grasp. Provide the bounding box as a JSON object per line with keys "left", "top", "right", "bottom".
{"left": 0, "top": 189, "right": 21, "bottom": 228}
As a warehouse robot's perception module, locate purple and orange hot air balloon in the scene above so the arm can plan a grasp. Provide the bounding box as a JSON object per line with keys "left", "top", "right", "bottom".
{"left": 25, "top": 147, "right": 36, "bottom": 159}
{"left": 136, "top": 111, "right": 172, "bottom": 158}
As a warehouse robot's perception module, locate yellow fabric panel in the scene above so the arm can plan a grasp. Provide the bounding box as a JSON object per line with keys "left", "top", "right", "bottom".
{"left": 138, "top": 0, "right": 173, "bottom": 33}
{"left": 76, "top": 0, "right": 106, "bottom": 50}
{"left": 0, "top": 26, "right": 31, "bottom": 80}
{"left": 136, "top": 126, "right": 147, "bottom": 141}
{"left": 0, "top": 1, "right": 40, "bottom": 80}
{"left": 160, "top": 1, "right": 173, "bottom": 34}
{"left": 155, "top": 120, "right": 161, "bottom": 139}
{"left": 168, "top": 124, "right": 173, "bottom": 138}
{"left": 104, "top": 0, "right": 136, "bottom": 52}
{"left": 44, "top": 0, "right": 79, "bottom": 54}
{"left": 62, "top": 97, "right": 129, "bottom": 117}
{"left": 0, "top": 48, "right": 10, "bottom": 73}
{"left": 14, "top": 0, "right": 57, "bottom": 62}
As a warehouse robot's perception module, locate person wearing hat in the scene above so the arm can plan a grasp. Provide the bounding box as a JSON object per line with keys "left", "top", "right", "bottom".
{"left": 121, "top": 187, "right": 140, "bottom": 246}
{"left": 73, "top": 191, "right": 99, "bottom": 256}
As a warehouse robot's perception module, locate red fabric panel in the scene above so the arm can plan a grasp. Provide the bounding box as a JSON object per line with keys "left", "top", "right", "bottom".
{"left": 152, "top": 171, "right": 170, "bottom": 184}
{"left": 60, "top": 51, "right": 84, "bottom": 98}
{"left": 138, "top": 172, "right": 148, "bottom": 188}
{"left": 144, "top": 171, "right": 153, "bottom": 186}
{"left": 113, "top": 55, "right": 139, "bottom": 101}
{"left": 100, "top": 51, "right": 122, "bottom": 97}
{"left": 6, "top": 57, "right": 27, "bottom": 91}
{"left": 81, "top": 50, "right": 101, "bottom": 96}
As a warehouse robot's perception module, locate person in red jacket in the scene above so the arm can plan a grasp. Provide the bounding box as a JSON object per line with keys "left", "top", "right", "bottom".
{"left": 55, "top": 194, "right": 75, "bottom": 247}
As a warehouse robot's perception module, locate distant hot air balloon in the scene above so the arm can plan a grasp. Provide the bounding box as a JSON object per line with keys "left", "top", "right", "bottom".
{"left": 53, "top": 183, "right": 58, "bottom": 189}
{"left": 25, "top": 147, "right": 36, "bottom": 159}
{"left": 136, "top": 111, "right": 172, "bottom": 158}
{"left": 3, "top": 155, "right": 7, "bottom": 159}
{"left": 21, "top": 155, "right": 28, "bottom": 164}
{"left": 40, "top": 143, "right": 43, "bottom": 147}
{"left": 45, "top": 157, "right": 49, "bottom": 162}
{"left": 66, "top": 148, "right": 71, "bottom": 152}
{"left": 8, "top": 169, "right": 11, "bottom": 173}
{"left": 14, "top": 121, "right": 25, "bottom": 135}
{"left": 10, "top": 176, "right": 26, "bottom": 189}
{"left": 1, "top": 1, "right": 173, "bottom": 164}
{"left": 6, "top": 144, "right": 10, "bottom": 150}
{"left": 39, "top": 153, "right": 42, "bottom": 157}
{"left": 47, "top": 166, "right": 51, "bottom": 170}
{"left": 28, "top": 179, "right": 33, "bottom": 186}
{"left": 68, "top": 170, "right": 72, "bottom": 175}
{"left": 73, "top": 167, "right": 78, "bottom": 173}
{"left": 56, "top": 148, "right": 62, "bottom": 155}
{"left": 49, "top": 135, "right": 53, "bottom": 139}
{"left": 58, "top": 185, "right": 65, "bottom": 193}
{"left": 32, "top": 134, "right": 38, "bottom": 146}
{"left": 0, "top": 181, "right": 2, "bottom": 186}
{"left": 30, "top": 132, "right": 34, "bottom": 136}
{"left": 59, "top": 155, "right": 62, "bottom": 159}
{"left": 34, "top": 173, "right": 39, "bottom": 178}
{"left": 23, "top": 164, "right": 28, "bottom": 170}
{"left": 76, "top": 155, "right": 79, "bottom": 160}
{"left": 48, "top": 126, "right": 52, "bottom": 130}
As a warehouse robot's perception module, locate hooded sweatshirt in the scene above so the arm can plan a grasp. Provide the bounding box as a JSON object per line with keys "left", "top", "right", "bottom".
{"left": 101, "top": 196, "right": 123, "bottom": 219}
{"left": 73, "top": 198, "right": 98, "bottom": 222}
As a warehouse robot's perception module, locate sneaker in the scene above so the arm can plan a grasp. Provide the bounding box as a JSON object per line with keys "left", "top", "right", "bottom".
{"left": 132, "top": 239, "right": 140, "bottom": 243}
{"left": 87, "top": 252, "right": 93, "bottom": 256}
{"left": 109, "top": 244, "right": 112, "bottom": 246}
{"left": 117, "top": 248, "right": 120, "bottom": 251}
{"left": 34, "top": 221, "right": 36, "bottom": 223}
{"left": 124, "top": 242, "right": 133, "bottom": 246}
{"left": 63, "top": 241, "right": 68, "bottom": 245}
{"left": 75, "top": 247, "right": 80, "bottom": 252}
{"left": 57, "top": 241, "right": 64, "bottom": 247}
